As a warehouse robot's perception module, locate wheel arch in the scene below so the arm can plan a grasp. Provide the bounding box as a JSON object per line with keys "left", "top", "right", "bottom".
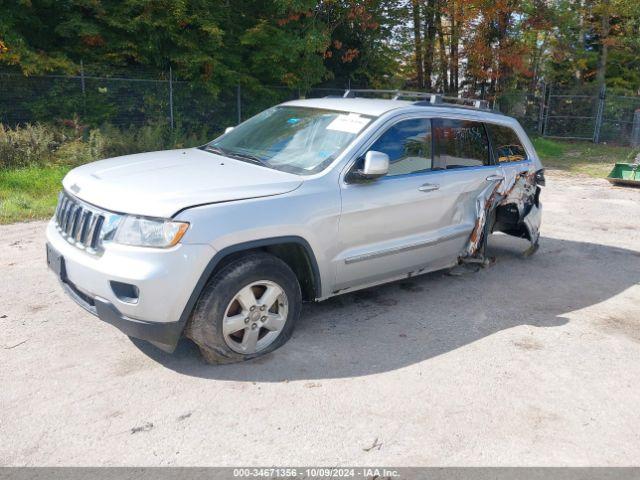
{"left": 176, "top": 236, "right": 322, "bottom": 333}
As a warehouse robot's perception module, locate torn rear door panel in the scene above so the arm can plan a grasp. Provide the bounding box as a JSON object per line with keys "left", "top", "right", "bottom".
{"left": 461, "top": 167, "right": 543, "bottom": 261}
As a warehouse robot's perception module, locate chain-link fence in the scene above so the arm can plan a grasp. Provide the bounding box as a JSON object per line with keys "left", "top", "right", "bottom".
{"left": 496, "top": 84, "right": 640, "bottom": 146}
{"left": 1, "top": 72, "right": 172, "bottom": 128}
{"left": 0, "top": 70, "right": 352, "bottom": 138}
{"left": 2, "top": 69, "right": 639, "bottom": 145}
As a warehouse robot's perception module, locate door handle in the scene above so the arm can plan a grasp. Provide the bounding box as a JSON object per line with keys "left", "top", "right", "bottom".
{"left": 418, "top": 183, "right": 440, "bottom": 192}
{"left": 486, "top": 175, "right": 505, "bottom": 182}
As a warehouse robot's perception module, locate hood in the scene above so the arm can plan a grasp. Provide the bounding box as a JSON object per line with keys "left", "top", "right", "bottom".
{"left": 62, "top": 148, "right": 303, "bottom": 218}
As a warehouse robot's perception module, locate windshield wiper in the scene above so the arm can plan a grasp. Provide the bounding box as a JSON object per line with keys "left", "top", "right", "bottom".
{"left": 228, "top": 151, "right": 268, "bottom": 166}
{"left": 203, "top": 144, "right": 269, "bottom": 167}
{"left": 202, "top": 144, "right": 228, "bottom": 156}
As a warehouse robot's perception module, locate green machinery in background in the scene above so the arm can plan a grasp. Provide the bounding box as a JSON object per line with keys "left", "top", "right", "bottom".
{"left": 607, "top": 157, "right": 640, "bottom": 187}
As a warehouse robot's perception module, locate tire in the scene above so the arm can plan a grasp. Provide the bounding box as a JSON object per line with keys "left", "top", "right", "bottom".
{"left": 186, "top": 252, "right": 302, "bottom": 364}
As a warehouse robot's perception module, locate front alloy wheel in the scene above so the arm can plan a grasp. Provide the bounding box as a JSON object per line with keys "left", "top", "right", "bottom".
{"left": 186, "top": 252, "right": 302, "bottom": 364}
{"left": 222, "top": 280, "right": 288, "bottom": 354}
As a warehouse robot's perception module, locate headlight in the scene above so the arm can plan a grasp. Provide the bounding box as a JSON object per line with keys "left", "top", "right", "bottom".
{"left": 114, "top": 216, "right": 189, "bottom": 248}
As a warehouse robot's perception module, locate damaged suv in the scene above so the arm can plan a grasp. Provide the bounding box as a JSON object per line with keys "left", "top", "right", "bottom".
{"left": 46, "top": 91, "right": 544, "bottom": 363}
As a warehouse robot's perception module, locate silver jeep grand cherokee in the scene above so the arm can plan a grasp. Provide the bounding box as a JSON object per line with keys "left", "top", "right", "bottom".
{"left": 46, "top": 91, "right": 544, "bottom": 363}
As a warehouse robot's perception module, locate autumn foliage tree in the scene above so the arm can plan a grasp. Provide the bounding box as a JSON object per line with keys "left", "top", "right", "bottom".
{"left": 0, "top": 0, "right": 638, "bottom": 96}
{"left": 406, "top": 0, "right": 640, "bottom": 97}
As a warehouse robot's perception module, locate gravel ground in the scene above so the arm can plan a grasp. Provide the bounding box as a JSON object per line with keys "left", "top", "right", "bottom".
{"left": 1, "top": 170, "right": 640, "bottom": 466}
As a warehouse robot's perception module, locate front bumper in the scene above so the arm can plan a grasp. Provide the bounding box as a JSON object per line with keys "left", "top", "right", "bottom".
{"left": 46, "top": 220, "right": 214, "bottom": 350}
{"left": 59, "top": 273, "right": 183, "bottom": 349}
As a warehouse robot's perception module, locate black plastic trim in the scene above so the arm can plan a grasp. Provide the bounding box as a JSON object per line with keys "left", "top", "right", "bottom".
{"left": 57, "top": 270, "right": 182, "bottom": 348}
{"left": 483, "top": 122, "right": 498, "bottom": 166}
{"left": 94, "top": 297, "right": 183, "bottom": 346}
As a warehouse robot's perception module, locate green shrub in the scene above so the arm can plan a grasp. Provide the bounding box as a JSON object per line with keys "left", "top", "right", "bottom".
{"left": 55, "top": 129, "right": 107, "bottom": 165}
{"left": 0, "top": 120, "right": 212, "bottom": 171}
{"left": 0, "top": 123, "right": 58, "bottom": 168}
{"left": 99, "top": 122, "right": 170, "bottom": 157}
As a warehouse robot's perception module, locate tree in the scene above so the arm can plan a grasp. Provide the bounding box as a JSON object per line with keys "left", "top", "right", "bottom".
{"left": 412, "top": 0, "right": 424, "bottom": 88}
{"left": 1, "top": 0, "right": 639, "bottom": 97}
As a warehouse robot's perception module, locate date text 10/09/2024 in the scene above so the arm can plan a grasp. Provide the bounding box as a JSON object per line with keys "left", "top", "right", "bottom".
{"left": 232, "top": 468, "right": 401, "bottom": 478}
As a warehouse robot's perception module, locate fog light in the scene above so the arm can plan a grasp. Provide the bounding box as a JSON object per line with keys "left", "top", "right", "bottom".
{"left": 110, "top": 281, "right": 139, "bottom": 304}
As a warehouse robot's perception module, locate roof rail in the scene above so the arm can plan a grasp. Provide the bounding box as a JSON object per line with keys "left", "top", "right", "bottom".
{"left": 343, "top": 89, "right": 435, "bottom": 100}
{"left": 341, "top": 89, "right": 491, "bottom": 111}
{"left": 418, "top": 94, "right": 491, "bottom": 110}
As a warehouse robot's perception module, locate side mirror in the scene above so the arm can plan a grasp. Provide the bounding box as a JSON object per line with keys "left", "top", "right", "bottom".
{"left": 224, "top": 126, "right": 235, "bottom": 134}
{"left": 352, "top": 150, "right": 389, "bottom": 181}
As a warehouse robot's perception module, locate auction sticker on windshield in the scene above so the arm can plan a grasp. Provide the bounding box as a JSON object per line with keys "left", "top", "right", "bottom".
{"left": 326, "top": 113, "right": 370, "bottom": 134}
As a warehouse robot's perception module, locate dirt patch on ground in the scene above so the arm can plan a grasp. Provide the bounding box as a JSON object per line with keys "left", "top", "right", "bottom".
{"left": 597, "top": 314, "right": 640, "bottom": 343}
{"left": 513, "top": 337, "right": 544, "bottom": 351}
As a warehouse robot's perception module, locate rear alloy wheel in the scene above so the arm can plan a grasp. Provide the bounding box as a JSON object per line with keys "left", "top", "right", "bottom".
{"left": 186, "top": 253, "right": 301, "bottom": 364}
{"left": 222, "top": 280, "right": 289, "bottom": 354}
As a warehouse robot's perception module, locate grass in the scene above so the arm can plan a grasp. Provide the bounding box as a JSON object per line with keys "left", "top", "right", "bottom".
{"left": 532, "top": 137, "right": 636, "bottom": 178}
{"left": 0, "top": 137, "right": 637, "bottom": 225}
{"left": 0, "top": 165, "right": 71, "bottom": 224}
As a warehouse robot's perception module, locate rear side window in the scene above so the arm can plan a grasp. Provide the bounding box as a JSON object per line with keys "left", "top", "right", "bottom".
{"left": 433, "top": 119, "right": 491, "bottom": 169}
{"left": 368, "top": 118, "right": 432, "bottom": 176}
{"left": 487, "top": 124, "right": 528, "bottom": 163}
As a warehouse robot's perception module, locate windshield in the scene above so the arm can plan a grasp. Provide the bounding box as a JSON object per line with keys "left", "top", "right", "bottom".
{"left": 204, "top": 106, "right": 374, "bottom": 175}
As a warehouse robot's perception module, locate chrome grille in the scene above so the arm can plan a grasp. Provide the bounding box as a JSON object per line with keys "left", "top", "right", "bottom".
{"left": 54, "top": 192, "right": 107, "bottom": 254}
